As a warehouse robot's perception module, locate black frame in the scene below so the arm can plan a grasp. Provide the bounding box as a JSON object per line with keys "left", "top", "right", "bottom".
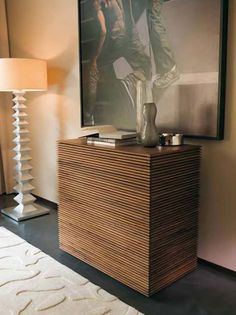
{"left": 78, "top": 0, "right": 229, "bottom": 140}
{"left": 214, "top": 0, "right": 228, "bottom": 141}
{"left": 78, "top": 1, "right": 84, "bottom": 130}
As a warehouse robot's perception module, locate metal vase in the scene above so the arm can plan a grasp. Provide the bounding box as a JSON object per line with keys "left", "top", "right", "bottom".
{"left": 140, "top": 102, "right": 159, "bottom": 147}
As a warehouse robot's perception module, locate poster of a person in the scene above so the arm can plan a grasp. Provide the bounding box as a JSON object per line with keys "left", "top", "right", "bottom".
{"left": 80, "top": 0, "right": 227, "bottom": 139}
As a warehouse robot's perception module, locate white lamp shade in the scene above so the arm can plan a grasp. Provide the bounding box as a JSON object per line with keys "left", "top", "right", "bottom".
{"left": 0, "top": 58, "right": 47, "bottom": 91}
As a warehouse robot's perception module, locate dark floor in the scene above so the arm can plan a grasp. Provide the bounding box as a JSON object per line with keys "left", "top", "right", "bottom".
{"left": 0, "top": 194, "right": 236, "bottom": 315}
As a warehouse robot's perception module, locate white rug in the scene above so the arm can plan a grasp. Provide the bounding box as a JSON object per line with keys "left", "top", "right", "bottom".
{"left": 0, "top": 227, "right": 143, "bottom": 315}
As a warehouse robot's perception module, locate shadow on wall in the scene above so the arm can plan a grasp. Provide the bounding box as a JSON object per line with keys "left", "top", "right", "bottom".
{"left": 0, "top": 144, "right": 6, "bottom": 193}
{"left": 48, "top": 67, "right": 79, "bottom": 139}
{"left": 223, "top": 4, "right": 236, "bottom": 143}
{"left": 47, "top": 67, "right": 71, "bottom": 140}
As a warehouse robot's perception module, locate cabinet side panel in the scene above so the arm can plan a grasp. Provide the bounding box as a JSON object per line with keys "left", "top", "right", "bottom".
{"left": 150, "top": 148, "right": 201, "bottom": 294}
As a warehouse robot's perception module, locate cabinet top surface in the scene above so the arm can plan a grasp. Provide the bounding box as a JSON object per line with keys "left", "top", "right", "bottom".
{"left": 58, "top": 139, "right": 201, "bottom": 157}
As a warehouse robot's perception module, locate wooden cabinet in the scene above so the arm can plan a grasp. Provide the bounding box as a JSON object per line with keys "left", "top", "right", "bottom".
{"left": 58, "top": 140, "right": 201, "bottom": 296}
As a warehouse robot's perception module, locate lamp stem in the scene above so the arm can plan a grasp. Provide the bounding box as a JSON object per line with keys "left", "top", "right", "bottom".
{"left": 12, "top": 91, "right": 36, "bottom": 212}
{"left": 1, "top": 91, "right": 49, "bottom": 221}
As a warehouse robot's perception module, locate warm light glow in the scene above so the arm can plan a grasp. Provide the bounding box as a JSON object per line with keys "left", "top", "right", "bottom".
{"left": 0, "top": 58, "right": 47, "bottom": 91}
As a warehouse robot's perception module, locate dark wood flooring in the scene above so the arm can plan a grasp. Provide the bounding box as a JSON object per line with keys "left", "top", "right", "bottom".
{"left": 0, "top": 194, "right": 236, "bottom": 315}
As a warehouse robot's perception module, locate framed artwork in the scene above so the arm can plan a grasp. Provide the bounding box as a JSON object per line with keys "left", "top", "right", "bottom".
{"left": 79, "top": 0, "right": 228, "bottom": 139}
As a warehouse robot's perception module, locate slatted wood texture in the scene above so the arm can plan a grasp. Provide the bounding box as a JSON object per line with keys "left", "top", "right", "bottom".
{"left": 58, "top": 139, "right": 201, "bottom": 296}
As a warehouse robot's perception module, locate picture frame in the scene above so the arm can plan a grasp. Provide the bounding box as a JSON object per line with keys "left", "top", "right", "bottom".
{"left": 79, "top": 0, "right": 228, "bottom": 140}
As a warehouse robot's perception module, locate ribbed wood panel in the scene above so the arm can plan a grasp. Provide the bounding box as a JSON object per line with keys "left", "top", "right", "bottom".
{"left": 58, "top": 139, "right": 201, "bottom": 296}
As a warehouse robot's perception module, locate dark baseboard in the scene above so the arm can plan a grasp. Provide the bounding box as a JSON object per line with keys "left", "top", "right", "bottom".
{"left": 33, "top": 194, "right": 58, "bottom": 210}
{"left": 198, "top": 258, "right": 236, "bottom": 277}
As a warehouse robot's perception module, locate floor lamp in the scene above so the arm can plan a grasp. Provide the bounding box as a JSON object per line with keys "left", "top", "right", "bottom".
{"left": 0, "top": 58, "right": 50, "bottom": 221}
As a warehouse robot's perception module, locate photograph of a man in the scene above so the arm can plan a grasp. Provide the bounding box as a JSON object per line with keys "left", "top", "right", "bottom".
{"left": 83, "top": 0, "right": 179, "bottom": 126}
{"left": 85, "top": 0, "right": 151, "bottom": 125}
{"left": 146, "top": 0, "right": 179, "bottom": 88}
{"left": 81, "top": 0, "right": 224, "bottom": 139}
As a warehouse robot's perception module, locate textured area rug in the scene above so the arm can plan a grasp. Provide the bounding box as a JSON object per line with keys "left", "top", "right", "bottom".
{"left": 0, "top": 227, "right": 143, "bottom": 315}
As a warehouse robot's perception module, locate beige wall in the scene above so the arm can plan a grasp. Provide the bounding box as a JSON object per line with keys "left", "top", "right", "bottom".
{"left": 6, "top": 0, "right": 81, "bottom": 202}
{"left": 193, "top": 1, "right": 236, "bottom": 271}
{"left": 0, "top": 0, "right": 11, "bottom": 194}
{"left": 5, "top": 0, "right": 236, "bottom": 271}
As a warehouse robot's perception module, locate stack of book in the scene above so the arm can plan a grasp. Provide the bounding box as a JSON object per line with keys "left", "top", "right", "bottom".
{"left": 87, "top": 131, "right": 137, "bottom": 147}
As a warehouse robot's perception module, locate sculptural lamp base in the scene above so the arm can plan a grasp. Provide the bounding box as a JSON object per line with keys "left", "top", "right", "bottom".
{"left": 1, "top": 90, "right": 50, "bottom": 222}
{"left": 2, "top": 204, "right": 50, "bottom": 222}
